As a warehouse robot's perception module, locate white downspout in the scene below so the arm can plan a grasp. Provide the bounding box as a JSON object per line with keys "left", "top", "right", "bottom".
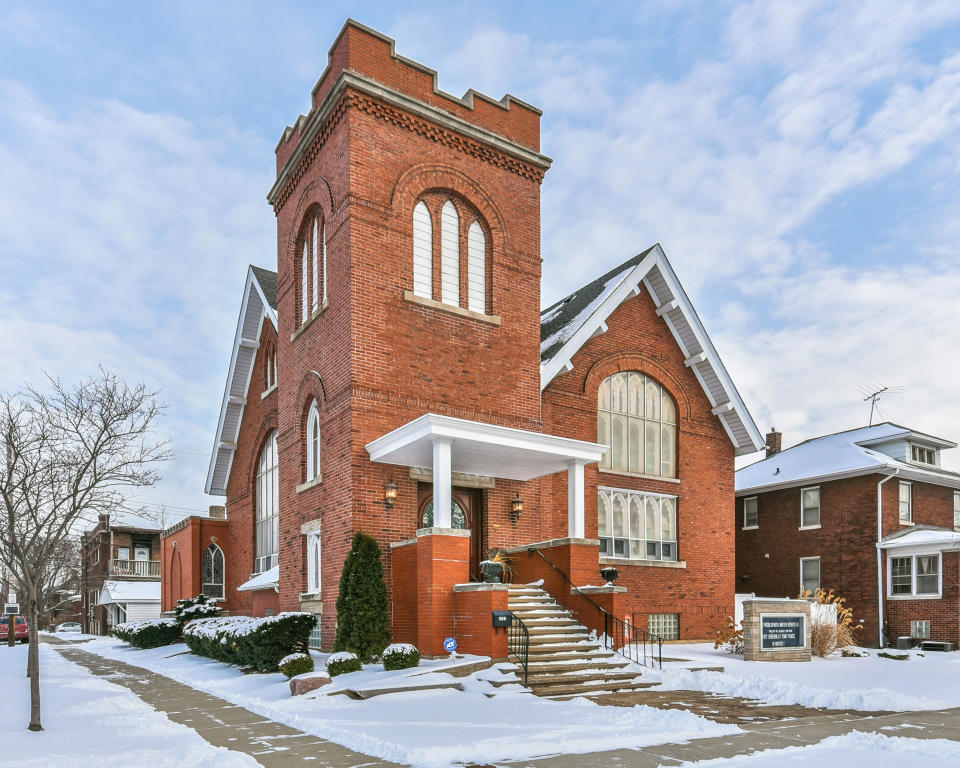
{"left": 876, "top": 468, "right": 900, "bottom": 648}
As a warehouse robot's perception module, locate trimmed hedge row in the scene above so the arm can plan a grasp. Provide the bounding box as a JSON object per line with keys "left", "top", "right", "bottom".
{"left": 113, "top": 619, "right": 181, "bottom": 649}
{"left": 183, "top": 613, "right": 317, "bottom": 672}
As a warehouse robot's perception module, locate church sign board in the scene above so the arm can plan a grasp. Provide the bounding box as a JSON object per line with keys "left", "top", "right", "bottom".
{"left": 760, "top": 614, "right": 805, "bottom": 650}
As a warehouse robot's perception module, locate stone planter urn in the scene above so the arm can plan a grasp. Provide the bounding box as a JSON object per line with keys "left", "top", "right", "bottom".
{"left": 600, "top": 566, "right": 620, "bottom": 585}
{"left": 480, "top": 560, "right": 504, "bottom": 583}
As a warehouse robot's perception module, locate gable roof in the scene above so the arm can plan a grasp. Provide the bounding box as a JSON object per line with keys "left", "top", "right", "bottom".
{"left": 540, "top": 244, "right": 764, "bottom": 457}
{"left": 205, "top": 266, "right": 279, "bottom": 496}
{"left": 736, "top": 422, "right": 960, "bottom": 495}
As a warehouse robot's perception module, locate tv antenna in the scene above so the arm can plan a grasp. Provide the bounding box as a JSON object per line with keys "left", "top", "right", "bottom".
{"left": 859, "top": 384, "right": 903, "bottom": 426}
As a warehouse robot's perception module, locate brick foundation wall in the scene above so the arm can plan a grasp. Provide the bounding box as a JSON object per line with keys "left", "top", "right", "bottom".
{"left": 415, "top": 531, "right": 470, "bottom": 656}
{"left": 454, "top": 583, "right": 509, "bottom": 659}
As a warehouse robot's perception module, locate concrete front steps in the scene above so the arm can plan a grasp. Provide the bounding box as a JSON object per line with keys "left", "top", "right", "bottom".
{"left": 505, "top": 583, "right": 656, "bottom": 700}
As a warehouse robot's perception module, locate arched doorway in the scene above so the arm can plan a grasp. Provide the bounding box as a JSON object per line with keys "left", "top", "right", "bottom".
{"left": 417, "top": 485, "right": 483, "bottom": 579}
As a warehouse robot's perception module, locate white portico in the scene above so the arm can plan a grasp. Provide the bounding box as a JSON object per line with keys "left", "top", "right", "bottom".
{"left": 365, "top": 413, "right": 607, "bottom": 537}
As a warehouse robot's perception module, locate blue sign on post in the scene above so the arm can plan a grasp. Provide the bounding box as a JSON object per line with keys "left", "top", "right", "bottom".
{"left": 443, "top": 637, "right": 457, "bottom": 653}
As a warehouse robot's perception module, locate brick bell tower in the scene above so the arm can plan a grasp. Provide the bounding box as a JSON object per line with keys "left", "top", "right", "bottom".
{"left": 268, "top": 20, "right": 552, "bottom": 646}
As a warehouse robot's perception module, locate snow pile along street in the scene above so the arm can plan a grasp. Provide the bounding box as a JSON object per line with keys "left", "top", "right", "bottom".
{"left": 678, "top": 730, "right": 960, "bottom": 767}
{"left": 650, "top": 643, "right": 960, "bottom": 711}
{"left": 0, "top": 643, "right": 257, "bottom": 767}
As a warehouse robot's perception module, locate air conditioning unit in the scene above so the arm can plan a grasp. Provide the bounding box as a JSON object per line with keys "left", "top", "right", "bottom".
{"left": 911, "top": 620, "right": 931, "bottom": 640}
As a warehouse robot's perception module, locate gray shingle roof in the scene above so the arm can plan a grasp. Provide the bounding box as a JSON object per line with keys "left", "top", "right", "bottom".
{"left": 540, "top": 246, "right": 657, "bottom": 363}
{"left": 250, "top": 265, "right": 278, "bottom": 310}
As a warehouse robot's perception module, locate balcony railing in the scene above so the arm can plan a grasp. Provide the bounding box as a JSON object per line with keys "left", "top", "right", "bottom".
{"left": 108, "top": 559, "right": 160, "bottom": 578}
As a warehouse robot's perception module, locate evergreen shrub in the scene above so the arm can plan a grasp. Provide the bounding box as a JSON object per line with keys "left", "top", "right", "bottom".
{"left": 183, "top": 613, "right": 317, "bottom": 672}
{"left": 326, "top": 651, "right": 362, "bottom": 677}
{"left": 279, "top": 652, "right": 315, "bottom": 678}
{"left": 175, "top": 593, "right": 222, "bottom": 628}
{"left": 382, "top": 643, "right": 421, "bottom": 670}
{"left": 113, "top": 618, "right": 181, "bottom": 649}
{"left": 334, "top": 531, "right": 390, "bottom": 661}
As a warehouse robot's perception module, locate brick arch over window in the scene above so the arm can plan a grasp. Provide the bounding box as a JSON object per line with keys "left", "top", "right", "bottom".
{"left": 292, "top": 204, "right": 330, "bottom": 325}
{"left": 392, "top": 165, "right": 509, "bottom": 314}
{"left": 582, "top": 355, "right": 694, "bottom": 422}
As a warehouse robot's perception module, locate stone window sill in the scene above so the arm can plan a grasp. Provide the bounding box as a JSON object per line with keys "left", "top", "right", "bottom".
{"left": 599, "top": 556, "right": 687, "bottom": 569}
{"left": 403, "top": 290, "right": 501, "bottom": 326}
{"left": 299, "top": 591, "right": 322, "bottom": 601}
{"left": 899, "top": 519, "right": 915, "bottom": 527}
{"left": 597, "top": 468, "right": 680, "bottom": 484}
{"left": 798, "top": 524, "right": 821, "bottom": 531}
{"left": 742, "top": 525, "right": 758, "bottom": 531}
{"left": 290, "top": 299, "right": 330, "bottom": 342}
{"left": 887, "top": 594, "right": 941, "bottom": 600}
{"left": 261, "top": 383, "right": 277, "bottom": 400}
{"left": 296, "top": 475, "right": 323, "bottom": 493}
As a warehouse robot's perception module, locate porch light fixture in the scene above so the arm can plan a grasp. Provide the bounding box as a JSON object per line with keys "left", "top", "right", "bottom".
{"left": 510, "top": 493, "right": 524, "bottom": 521}
{"left": 383, "top": 478, "right": 398, "bottom": 509}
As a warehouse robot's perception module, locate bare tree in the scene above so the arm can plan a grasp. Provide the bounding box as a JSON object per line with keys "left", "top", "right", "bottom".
{"left": 0, "top": 370, "right": 169, "bottom": 731}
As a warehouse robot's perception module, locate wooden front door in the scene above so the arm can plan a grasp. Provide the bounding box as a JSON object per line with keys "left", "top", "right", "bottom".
{"left": 417, "top": 484, "right": 484, "bottom": 580}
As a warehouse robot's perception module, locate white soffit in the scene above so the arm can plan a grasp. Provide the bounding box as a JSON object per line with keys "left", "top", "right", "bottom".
{"left": 204, "top": 267, "right": 279, "bottom": 496}
{"left": 365, "top": 413, "right": 607, "bottom": 481}
{"left": 540, "top": 244, "right": 764, "bottom": 457}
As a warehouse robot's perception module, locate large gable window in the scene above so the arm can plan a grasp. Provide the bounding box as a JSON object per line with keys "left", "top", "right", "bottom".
{"left": 410, "top": 195, "right": 490, "bottom": 316}
{"left": 255, "top": 430, "right": 279, "bottom": 573}
{"left": 598, "top": 372, "right": 677, "bottom": 477}
{"left": 202, "top": 543, "right": 225, "bottom": 599}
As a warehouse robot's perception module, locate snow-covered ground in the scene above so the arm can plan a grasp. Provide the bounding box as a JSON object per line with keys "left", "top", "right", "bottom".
{"left": 650, "top": 643, "right": 960, "bottom": 711}
{"left": 679, "top": 731, "right": 960, "bottom": 767}
{"left": 76, "top": 636, "right": 738, "bottom": 768}
{"left": 0, "top": 643, "right": 257, "bottom": 767}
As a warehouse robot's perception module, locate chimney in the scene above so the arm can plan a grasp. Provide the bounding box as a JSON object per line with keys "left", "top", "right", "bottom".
{"left": 765, "top": 428, "right": 782, "bottom": 458}
{"left": 98, "top": 512, "right": 110, "bottom": 528}
{"left": 208, "top": 505, "right": 226, "bottom": 520}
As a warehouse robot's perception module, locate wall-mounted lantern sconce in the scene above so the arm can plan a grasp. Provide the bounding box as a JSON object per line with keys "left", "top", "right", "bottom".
{"left": 383, "top": 478, "right": 398, "bottom": 509}
{"left": 510, "top": 493, "right": 524, "bottom": 522}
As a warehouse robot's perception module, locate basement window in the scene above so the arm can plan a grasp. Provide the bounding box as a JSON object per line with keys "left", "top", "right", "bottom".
{"left": 911, "top": 620, "right": 931, "bottom": 640}
{"left": 648, "top": 613, "right": 679, "bottom": 640}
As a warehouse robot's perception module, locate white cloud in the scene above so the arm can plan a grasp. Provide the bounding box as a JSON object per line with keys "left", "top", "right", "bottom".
{"left": 0, "top": 78, "right": 275, "bottom": 520}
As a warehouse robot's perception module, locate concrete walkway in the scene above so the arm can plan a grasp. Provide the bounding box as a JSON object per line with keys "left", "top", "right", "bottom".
{"left": 496, "top": 705, "right": 960, "bottom": 766}
{"left": 52, "top": 643, "right": 402, "bottom": 768}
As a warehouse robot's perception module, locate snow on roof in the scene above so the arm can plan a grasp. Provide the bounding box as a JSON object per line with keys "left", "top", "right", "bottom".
{"left": 737, "top": 423, "right": 960, "bottom": 494}
{"left": 99, "top": 580, "right": 161, "bottom": 604}
{"left": 236, "top": 565, "right": 279, "bottom": 592}
{"left": 879, "top": 527, "right": 960, "bottom": 551}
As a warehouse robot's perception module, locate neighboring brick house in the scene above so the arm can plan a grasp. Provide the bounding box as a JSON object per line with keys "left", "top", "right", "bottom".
{"left": 164, "top": 20, "right": 764, "bottom": 656}
{"left": 736, "top": 423, "right": 960, "bottom": 648}
{"left": 80, "top": 513, "right": 162, "bottom": 635}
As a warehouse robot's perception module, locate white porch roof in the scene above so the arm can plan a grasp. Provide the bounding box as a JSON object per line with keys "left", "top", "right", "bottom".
{"left": 99, "top": 581, "right": 161, "bottom": 605}
{"left": 365, "top": 414, "right": 606, "bottom": 481}
{"left": 236, "top": 565, "right": 279, "bottom": 592}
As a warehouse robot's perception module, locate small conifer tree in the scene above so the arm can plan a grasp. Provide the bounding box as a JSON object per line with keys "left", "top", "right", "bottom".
{"left": 334, "top": 531, "right": 390, "bottom": 661}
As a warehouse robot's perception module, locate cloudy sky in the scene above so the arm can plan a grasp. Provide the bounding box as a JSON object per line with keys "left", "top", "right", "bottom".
{"left": 2, "top": 1, "right": 960, "bottom": 523}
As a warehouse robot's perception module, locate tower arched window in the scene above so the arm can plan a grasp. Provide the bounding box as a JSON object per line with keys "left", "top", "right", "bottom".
{"left": 306, "top": 400, "right": 321, "bottom": 482}
{"left": 412, "top": 201, "right": 432, "bottom": 298}
{"left": 202, "top": 543, "right": 225, "bottom": 599}
{"left": 597, "top": 372, "right": 677, "bottom": 477}
{"left": 255, "top": 430, "right": 279, "bottom": 573}
{"left": 411, "top": 195, "right": 490, "bottom": 315}
{"left": 298, "top": 212, "right": 328, "bottom": 326}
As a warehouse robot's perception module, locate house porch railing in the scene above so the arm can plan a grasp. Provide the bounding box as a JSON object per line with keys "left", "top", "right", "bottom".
{"left": 108, "top": 559, "right": 161, "bottom": 578}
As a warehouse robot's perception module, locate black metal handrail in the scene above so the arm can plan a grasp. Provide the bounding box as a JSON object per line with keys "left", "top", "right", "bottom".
{"left": 527, "top": 547, "right": 663, "bottom": 670}
{"left": 507, "top": 614, "right": 530, "bottom": 686}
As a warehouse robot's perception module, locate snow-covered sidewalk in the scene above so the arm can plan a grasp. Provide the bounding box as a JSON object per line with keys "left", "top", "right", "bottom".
{"left": 76, "top": 636, "right": 738, "bottom": 768}
{"left": 0, "top": 643, "right": 257, "bottom": 767}
{"left": 650, "top": 643, "right": 960, "bottom": 711}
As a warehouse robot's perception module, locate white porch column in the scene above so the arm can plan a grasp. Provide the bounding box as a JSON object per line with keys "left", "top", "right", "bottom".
{"left": 432, "top": 437, "right": 453, "bottom": 528}
{"left": 567, "top": 459, "right": 586, "bottom": 538}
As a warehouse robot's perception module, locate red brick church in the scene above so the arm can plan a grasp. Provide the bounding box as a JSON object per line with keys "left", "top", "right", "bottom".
{"left": 161, "top": 20, "right": 764, "bottom": 657}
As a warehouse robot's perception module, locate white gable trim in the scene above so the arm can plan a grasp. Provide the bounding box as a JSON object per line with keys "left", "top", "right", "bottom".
{"left": 540, "top": 244, "right": 764, "bottom": 457}
{"left": 204, "top": 268, "right": 279, "bottom": 495}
